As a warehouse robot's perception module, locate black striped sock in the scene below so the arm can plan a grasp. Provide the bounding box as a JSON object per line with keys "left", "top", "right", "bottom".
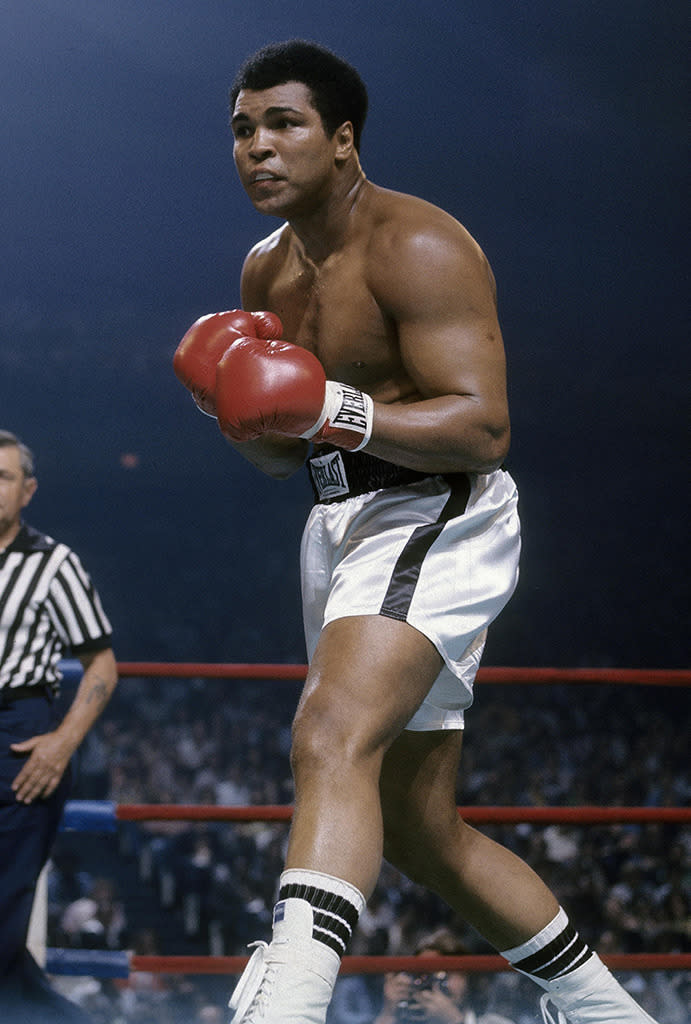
{"left": 503, "top": 908, "right": 594, "bottom": 983}
{"left": 278, "top": 875, "right": 363, "bottom": 958}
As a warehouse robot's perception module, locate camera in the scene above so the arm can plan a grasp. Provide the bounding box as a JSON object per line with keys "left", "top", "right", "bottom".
{"left": 395, "top": 972, "right": 450, "bottom": 1022}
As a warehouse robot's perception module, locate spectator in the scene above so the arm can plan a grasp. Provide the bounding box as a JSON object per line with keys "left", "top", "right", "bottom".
{"left": 372, "top": 927, "right": 516, "bottom": 1024}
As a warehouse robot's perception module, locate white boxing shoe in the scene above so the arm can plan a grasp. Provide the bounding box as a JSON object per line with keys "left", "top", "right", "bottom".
{"left": 227, "top": 898, "right": 340, "bottom": 1023}
{"left": 538, "top": 955, "right": 658, "bottom": 1023}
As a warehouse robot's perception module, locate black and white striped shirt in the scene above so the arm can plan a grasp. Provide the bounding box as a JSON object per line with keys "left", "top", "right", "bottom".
{"left": 0, "top": 523, "right": 112, "bottom": 694}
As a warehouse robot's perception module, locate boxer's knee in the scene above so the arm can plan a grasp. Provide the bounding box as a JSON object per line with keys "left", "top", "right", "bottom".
{"left": 290, "top": 685, "right": 384, "bottom": 787}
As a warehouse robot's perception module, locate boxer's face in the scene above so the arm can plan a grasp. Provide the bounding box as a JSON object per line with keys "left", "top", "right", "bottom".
{"left": 231, "top": 82, "right": 345, "bottom": 218}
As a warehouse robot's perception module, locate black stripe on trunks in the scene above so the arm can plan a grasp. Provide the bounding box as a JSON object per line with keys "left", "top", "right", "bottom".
{"left": 379, "top": 472, "right": 470, "bottom": 622}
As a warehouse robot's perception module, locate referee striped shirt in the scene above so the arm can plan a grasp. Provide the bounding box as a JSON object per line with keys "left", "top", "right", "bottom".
{"left": 0, "top": 523, "right": 112, "bottom": 694}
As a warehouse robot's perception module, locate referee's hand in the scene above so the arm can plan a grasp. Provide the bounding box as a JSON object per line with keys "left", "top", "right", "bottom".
{"left": 10, "top": 731, "right": 71, "bottom": 804}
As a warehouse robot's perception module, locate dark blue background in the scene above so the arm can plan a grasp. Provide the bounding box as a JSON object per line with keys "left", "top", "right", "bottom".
{"left": 2, "top": 1, "right": 688, "bottom": 667}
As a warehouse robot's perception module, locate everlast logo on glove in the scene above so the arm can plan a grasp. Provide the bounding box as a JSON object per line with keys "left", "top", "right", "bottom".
{"left": 305, "top": 381, "right": 374, "bottom": 451}
{"left": 330, "top": 384, "right": 371, "bottom": 434}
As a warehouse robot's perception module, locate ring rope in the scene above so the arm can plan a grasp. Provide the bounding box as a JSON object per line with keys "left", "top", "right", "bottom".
{"left": 60, "top": 800, "right": 691, "bottom": 831}
{"left": 57, "top": 660, "right": 691, "bottom": 685}
{"left": 117, "top": 663, "right": 690, "bottom": 684}
{"left": 44, "top": 949, "right": 691, "bottom": 978}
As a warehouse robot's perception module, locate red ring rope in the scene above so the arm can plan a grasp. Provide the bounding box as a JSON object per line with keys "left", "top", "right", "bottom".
{"left": 114, "top": 803, "right": 691, "bottom": 824}
{"left": 115, "top": 662, "right": 691, "bottom": 685}
{"left": 129, "top": 952, "right": 691, "bottom": 975}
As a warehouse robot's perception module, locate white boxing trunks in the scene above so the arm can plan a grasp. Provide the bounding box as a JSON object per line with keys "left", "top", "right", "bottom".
{"left": 301, "top": 448, "right": 521, "bottom": 730}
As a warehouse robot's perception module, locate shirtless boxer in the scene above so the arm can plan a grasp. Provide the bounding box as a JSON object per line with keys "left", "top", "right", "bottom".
{"left": 174, "top": 39, "right": 656, "bottom": 1024}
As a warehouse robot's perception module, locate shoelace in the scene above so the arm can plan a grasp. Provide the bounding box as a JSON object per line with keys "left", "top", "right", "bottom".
{"left": 228, "top": 941, "right": 268, "bottom": 1020}
{"left": 244, "top": 958, "right": 280, "bottom": 1022}
{"left": 540, "top": 993, "right": 569, "bottom": 1024}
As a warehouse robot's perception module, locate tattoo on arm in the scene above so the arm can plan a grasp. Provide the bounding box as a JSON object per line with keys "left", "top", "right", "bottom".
{"left": 85, "top": 675, "right": 111, "bottom": 710}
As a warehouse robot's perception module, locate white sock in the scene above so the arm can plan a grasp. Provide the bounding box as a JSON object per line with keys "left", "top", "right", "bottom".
{"left": 277, "top": 869, "right": 366, "bottom": 958}
{"left": 501, "top": 907, "right": 595, "bottom": 988}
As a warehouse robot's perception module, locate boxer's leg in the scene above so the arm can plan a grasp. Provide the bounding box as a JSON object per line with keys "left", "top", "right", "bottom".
{"left": 229, "top": 613, "right": 441, "bottom": 1023}
{"left": 379, "top": 730, "right": 657, "bottom": 1023}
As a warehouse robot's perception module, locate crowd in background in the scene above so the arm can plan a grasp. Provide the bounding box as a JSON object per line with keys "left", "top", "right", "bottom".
{"left": 45, "top": 675, "right": 689, "bottom": 1023}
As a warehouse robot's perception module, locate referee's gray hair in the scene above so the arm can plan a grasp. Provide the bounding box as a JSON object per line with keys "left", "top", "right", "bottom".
{"left": 0, "top": 430, "right": 35, "bottom": 478}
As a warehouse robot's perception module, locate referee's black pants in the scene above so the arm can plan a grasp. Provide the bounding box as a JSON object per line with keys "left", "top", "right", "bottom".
{"left": 0, "top": 692, "right": 92, "bottom": 1022}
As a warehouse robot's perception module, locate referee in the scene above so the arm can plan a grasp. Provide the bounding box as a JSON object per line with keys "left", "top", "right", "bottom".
{"left": 0, "top": 430, "right": 118, "bottom": 1022}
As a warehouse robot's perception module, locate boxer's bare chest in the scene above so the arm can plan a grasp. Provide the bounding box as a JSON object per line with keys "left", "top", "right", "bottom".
{"left": 262, "top": 243, "right": 404, "bottom": 395}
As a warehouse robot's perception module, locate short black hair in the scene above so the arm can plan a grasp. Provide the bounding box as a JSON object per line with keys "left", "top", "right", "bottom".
{"left": 230, "top": 39, "right": 368, "bottom": 152}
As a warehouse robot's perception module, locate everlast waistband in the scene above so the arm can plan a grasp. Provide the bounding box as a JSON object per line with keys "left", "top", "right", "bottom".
{"left": 308, "top": 446, "right": 433, "bottom": 504}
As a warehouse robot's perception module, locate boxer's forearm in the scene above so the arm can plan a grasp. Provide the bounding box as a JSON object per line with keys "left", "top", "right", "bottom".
{"left": 222, "top": 431, "right": 309, "bottom": 479}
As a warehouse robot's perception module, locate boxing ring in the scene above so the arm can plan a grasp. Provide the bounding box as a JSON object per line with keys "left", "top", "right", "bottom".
{"left": 43, "top": 661, "right": 690, "bottom": 993}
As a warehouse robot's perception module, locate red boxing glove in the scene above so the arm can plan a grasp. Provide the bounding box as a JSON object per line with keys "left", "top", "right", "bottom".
{"left": 250, "top": 311, "right": 283, "bottom": 340}
{"left": 173, "top": 310, "right": 283, "bottom": 416}
{"left": 215, "top": 337, "right": 373, "bottom": 451}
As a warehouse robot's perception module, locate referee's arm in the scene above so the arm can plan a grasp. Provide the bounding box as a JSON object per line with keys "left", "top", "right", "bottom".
{"left": 11, "top": 646, "right": 118, "bottom": 805}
